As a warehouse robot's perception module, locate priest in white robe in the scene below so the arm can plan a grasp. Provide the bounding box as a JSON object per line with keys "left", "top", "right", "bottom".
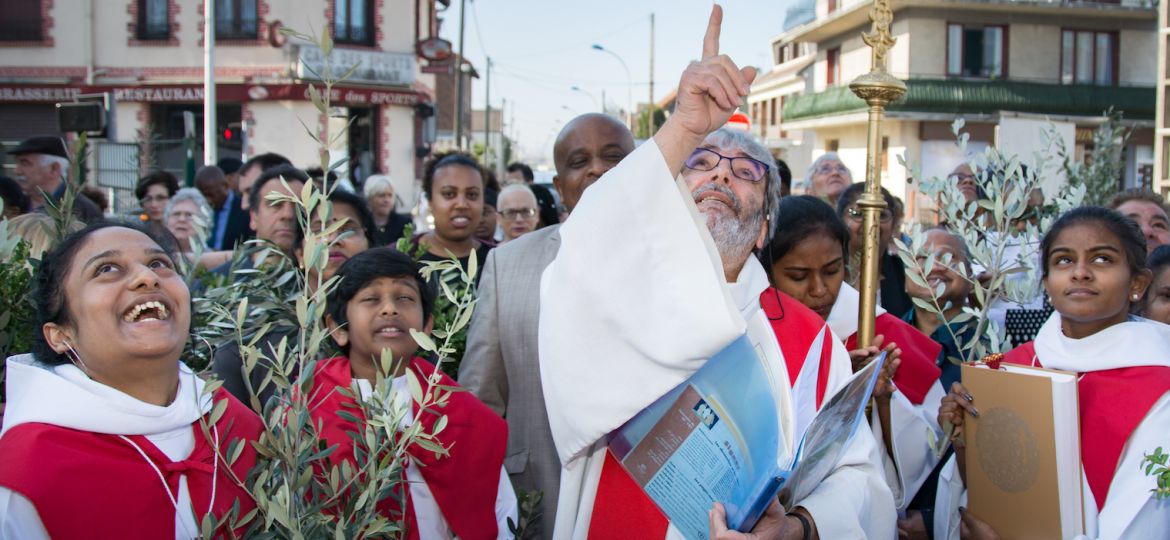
{"left": 537, "top": 6, "right": 896, "bottom": 539}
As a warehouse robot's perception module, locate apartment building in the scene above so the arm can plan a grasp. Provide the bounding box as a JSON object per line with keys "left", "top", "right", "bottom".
{"left": 752, "top": 0, "right": 1156, "bottom": 218}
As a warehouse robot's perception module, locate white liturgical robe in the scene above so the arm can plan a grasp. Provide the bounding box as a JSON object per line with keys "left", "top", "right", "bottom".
{"left": 538, "top": 140, "right": 896, "bottom": 539}
{"left": 934, "top": 315, "right": 1170, "bottom": 540}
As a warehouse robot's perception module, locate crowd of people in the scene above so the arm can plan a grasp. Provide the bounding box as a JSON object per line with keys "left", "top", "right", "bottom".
{"left": 1, "top": 6, "right": 1168, "bottom": 539}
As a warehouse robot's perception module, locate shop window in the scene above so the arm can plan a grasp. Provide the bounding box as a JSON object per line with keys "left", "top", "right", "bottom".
{"left": 138, "top": 0, "right": 170, "bottom": 40}
{"left": 216, "top": 0, "right": 258, "bottom": 40}
{"left": 826, "top": 47, "right": 841, "bottom": 86}
{"left": 1061, "top": 30, "right": 1117, "bottom": 86}
{"left": 0, "top": 0, "right": 43, "bottom": 41}
{"left": 334, "top": 0, "right": 374, "bottom": 45}
{"left": 946, "top": 23, "right": 1006, "bottom": 78}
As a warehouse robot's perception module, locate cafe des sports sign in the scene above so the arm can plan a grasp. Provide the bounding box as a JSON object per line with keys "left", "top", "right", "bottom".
{"left": 0, "top": 83, "right": 424, "bottom": 107}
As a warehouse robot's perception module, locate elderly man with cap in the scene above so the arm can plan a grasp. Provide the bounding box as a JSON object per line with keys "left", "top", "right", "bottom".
{"left": 12, "top": 136, "right": 102, "bottom": 222}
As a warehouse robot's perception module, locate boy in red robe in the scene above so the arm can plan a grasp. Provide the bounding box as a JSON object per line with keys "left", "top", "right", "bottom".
{"left": 312, "top": 247, "right": 516, "bottom": 539}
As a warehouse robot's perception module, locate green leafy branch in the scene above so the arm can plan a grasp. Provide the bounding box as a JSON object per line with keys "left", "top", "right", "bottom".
{"left": 1142, "top": 447, "right": 1170, "bottom": 500}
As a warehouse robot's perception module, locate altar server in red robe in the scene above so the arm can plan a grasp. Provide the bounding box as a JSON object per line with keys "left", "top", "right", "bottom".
{"left": 939, "top": 206, "right": 1170, "bottom": 539}
{"left": 315, "top": 248, "right": 516, "bottom": 539}
{"left": 0, "top": 222, "right": 262, "bottom": 539}
{"left": 763, "top": 195, "right": 947, "bottom": 522}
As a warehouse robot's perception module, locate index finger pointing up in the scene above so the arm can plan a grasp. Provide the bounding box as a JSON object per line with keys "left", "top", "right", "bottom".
{"left": 702, "top": 4, "right": 723, "bottom": 59}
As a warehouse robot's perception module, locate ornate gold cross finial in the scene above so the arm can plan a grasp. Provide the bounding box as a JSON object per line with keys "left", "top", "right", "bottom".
{"left": 861, "top": 0, "right": 897, "bottom": 71}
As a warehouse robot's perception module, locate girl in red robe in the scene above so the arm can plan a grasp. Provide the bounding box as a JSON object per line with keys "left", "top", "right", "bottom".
{"left": 0, "top": 222, "right": 261, "bottom": 539}
{"left": 940, "top": 206, "right": 1170, "bottom": 539}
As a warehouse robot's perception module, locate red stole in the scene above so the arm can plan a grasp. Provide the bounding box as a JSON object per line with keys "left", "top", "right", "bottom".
{"left": 761, "top": 288, "right": 837, "bottom": 408}
{"left": 309, "top": 356, "right": 507, "bottom": 540}
{"left": 0, "top": 388, "right": 261, "bottom": 539}
{"left": 844, "top": 313, "right": 942, "bottom": 405}
{"left": 1003, "top": 342, "right": 1170, "bottom": 511}
{"left": 588, "top": 289, "right": 834, "bottom": 537}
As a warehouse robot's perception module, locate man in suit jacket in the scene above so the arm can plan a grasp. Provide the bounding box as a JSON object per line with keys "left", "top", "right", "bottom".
{"left": 196, "top": 165, "right": 252, "bottom": 250}
{"left": 460, "top": 113, "right": 634, "bottom": 538}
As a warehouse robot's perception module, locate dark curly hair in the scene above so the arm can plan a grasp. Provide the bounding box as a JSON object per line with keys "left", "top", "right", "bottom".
{"left": 33, "top": 221, "right": 180, "bottom": 365}
{"left": 421, "top": 151, "right": 483, "bottom": 201}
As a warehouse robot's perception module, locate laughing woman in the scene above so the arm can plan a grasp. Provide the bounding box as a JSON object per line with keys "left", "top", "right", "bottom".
{"left": 938, "top": 206, "right": 1170, "bottom": 539}
{"left": 0, "top": 222, "right": 261, "bottom": 539}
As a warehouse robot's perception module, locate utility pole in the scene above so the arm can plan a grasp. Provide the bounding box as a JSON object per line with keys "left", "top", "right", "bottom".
{"left": 484, "top": 56, "right": 491, "bottom": 168}
{"left": 204, "top": 0, "right": 217, "bottom": 164}
{"left": 649, "top": 13, "right": 656, "bottom": 136}
{"left": 454, "top": 0, "right": 468, "bottom": 149}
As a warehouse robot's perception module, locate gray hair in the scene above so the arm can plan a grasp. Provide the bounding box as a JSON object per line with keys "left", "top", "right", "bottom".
{"left": 804, "top": 152, "right": 852, "bottom": 190}
{"left": 701, "top": 127, "right": 783, "bottom": 237}
{"left": 165, "top": 187, "right": 213, "bottom": 223}
{"left": 35, "top": 154, "right": 71, "bottom": 175}
{"left": 499, "top": 183, "right": 536, "bottom": 205}
{"left": 363, "top": 174, "right": 393, "bottom": 199}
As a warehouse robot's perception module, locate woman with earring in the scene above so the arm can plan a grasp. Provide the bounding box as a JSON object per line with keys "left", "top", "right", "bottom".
{"left": 938, "top": 207, "right": 1170, "bottom": 539}
{"left": 0, "top": 222, "right": 262, "bottom": 539}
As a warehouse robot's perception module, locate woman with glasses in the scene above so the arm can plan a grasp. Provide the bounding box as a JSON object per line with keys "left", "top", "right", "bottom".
{"left": 135, "top": 170, "right": 180, "bottom": 225}
{"left": 805, "top": 153, "right": 852, "bottom": 207}
{"left": 497, "top": 184, "right": 540, "bottom": 244}
{"left": 363, "top": 174, "right": 413, "bottom": 247}
{"left": 837, "top": 182, "right": 914, "bottom": 319}
{"left": 164, "top": 188, "right": 212, "bottom": 256}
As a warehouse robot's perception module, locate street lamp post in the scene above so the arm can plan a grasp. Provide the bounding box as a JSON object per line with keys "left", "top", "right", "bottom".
{"left": 570, "top": 86, "right": 600, "bottom": 111}
{"left": 591, "top": 44, "right": 633, "bottom": 130}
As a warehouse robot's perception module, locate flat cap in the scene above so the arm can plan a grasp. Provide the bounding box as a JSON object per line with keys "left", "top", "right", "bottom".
{"left": 12, "top": 136, "right": 69, "bottom": 160}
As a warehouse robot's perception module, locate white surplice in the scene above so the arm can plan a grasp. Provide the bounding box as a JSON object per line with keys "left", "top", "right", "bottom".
{"left": 828, "top": 284, "right": 946, "bottom": 513}
{"left": 933, "top": 315, "right": 1170, "bottom": 540}
{"left": 539, "top": 140, "right": 895, "bottom": 539}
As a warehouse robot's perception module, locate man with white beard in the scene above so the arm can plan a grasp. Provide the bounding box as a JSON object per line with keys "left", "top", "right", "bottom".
{"left": 538, "top": 5, "right": 895, "bottom": 539}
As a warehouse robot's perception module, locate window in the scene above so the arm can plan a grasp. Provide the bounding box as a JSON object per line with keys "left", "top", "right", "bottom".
{"left": 946, "top": 24, "right": 1006, "bottom": 78}
{"left": 826, "top": 139, "right": 839, "bottom": 152}
{"left": 770, "top": 98, "right": 777, "bottom": 125}
{"left": 751, "top": 102, "right": 759, "bottom": 125}
{"left": 216, "top": 0, "right": 257, "bottom": 40}
{"left": 759, "top": 101, "right": 768, "bottom": 137}
{"left": 0, "top": 0, "right": 43, "bottom": 41}
{"left": 1061, "top": 30, "right": 1117, "bottom": 85}
{"left": 826, "top": 47, "right": 841, "bottom": 86}
{"left": 334, "top": 0, "right": 374, "bottom": 45}
{"left": 138, "top": 0, "right": 170, "bottom": 40}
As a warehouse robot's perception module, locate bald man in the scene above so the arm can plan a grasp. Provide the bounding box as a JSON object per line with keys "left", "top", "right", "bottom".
{"left": 459, "top": 113, "right": 635, "bottom": 539}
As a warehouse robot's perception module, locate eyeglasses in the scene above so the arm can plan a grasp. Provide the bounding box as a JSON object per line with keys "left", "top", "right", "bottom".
{"left": 500, "top": 208, "right": 537, "bottom": 220}
{"left": 140, "top": 195, "right": 169, "bottom": 204}
{"left": 845, "top": 206, "right": 893, "bottom": 224}
{"left": 684, "top": 148, "right": 769, "bottom": 183}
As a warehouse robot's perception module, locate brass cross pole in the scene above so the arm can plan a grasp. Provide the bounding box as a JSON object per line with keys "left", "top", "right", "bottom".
{"left": 849, "top": 0, "right": 907, "bottom": 348}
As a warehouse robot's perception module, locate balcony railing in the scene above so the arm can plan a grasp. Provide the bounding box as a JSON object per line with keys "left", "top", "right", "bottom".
{"left": 782, "top": 78, "right": 1155, "bottom": 122}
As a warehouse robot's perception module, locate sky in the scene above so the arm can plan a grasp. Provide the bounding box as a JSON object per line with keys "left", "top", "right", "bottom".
{"left": 437, "top": 0, "right": 795, "bottom": 169}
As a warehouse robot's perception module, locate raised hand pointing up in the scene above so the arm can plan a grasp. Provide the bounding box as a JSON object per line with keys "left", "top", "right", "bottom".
{"left": 654, "top": 4, "right": 758, "bottom": 177}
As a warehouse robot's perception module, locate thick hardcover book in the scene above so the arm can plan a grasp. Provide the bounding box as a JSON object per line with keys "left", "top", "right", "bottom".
{"left": 961, "top": 363, "right": 1083, "bottom": 539}
{"left": 608, "top": 335, "right": 884, "bottom": 539}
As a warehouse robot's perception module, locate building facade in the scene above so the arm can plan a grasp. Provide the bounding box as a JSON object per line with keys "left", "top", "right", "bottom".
{"left": 0, "top": 0, "right": 454, "bottom": 212}
{"left": 753, "top": 0, "right": 1156, "bottom": 220}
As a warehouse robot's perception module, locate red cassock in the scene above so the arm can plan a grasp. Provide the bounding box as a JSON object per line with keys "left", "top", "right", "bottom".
{"left": 309, "top": 356, "right": 508, "bottom": 540}
{"left": 0, "top": 388, "right": 261, "bottom": 539}
{"left": 1003, "top": 342, "right": 1170, "bottom": 511}
{"left": 586, "top": 289, "right": 847, "bottom": 538}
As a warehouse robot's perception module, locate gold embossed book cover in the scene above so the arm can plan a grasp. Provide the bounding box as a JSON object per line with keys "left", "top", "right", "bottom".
{"left": 961, "top": 363, "right": 1083, "bottom": 540}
